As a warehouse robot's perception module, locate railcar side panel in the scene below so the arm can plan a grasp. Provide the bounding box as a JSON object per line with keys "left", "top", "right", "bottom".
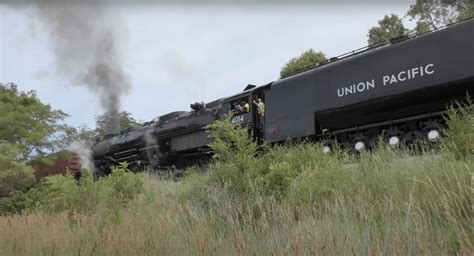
{"left": 264, "top": 19, "right": 473, "bottom": 143}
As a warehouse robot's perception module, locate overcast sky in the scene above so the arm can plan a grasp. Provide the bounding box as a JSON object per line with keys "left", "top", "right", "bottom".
{"left": 0, "top": 1, "right": 414, "bottom": 128}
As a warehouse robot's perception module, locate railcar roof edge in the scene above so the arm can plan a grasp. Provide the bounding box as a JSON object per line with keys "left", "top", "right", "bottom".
{"left": 278, "top": 17, "right": 474, "bottom": 81}
{"left": 118, "top": 18, "right": 474, "bottom": 134}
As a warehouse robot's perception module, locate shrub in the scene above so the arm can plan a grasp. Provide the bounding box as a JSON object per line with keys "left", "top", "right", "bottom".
{"left": 202, "top": 118, "right": 355, "bottom": 203}
{"left": 285, "top": 144, "right": 353, "bottom": 206}
{"left": 205, "top": 114, "right": 257, "bottom": 164}
{"left": 204, "top": 115, "right": 258, "bottom": 196}
{"left": 35, "top": 171, "right": 82, "bottom": 212}
{"left": 98, "top": 162, "right": 145, "bottom": 218}
{"left": 24, "top": 162, "right": 144, "bottom": 221}
{"left": 441, "top": 99, "right": 473, "bottom": 160}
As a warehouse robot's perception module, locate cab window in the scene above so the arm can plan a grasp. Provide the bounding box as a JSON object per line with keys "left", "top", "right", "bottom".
{"left": 230, "top": 97, "right": 251, "bottom": 115}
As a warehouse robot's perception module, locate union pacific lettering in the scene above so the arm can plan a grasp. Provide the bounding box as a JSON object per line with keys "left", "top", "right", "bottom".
{"left": 337, "top": 63, "right": 435, "bottom": 98}
{"left": 337, "top": 80, "right": 375, "bottom": 98}
{"left": 382, "top": 64, "right": 434, "bottom": 86}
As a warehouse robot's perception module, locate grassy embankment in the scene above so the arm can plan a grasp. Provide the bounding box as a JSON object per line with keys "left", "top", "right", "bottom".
{"left": 0, "top": 104, "right": 472, "bottom": 255}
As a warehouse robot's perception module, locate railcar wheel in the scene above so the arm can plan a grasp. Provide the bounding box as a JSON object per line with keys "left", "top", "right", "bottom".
{"left": 339, "top": 142, "right": 353, "bottom": 151}
{"left": 384, "top": 126, "right": 405, "bottom": 146}
{"left": 320, "top": 137, "right": 337, "bottom": 154}
{"left": 322, "top": 145, "right": 331, "bottom": 154}
{"left": 350, "top": 132, "right": 369, "bottom": 152}
{"left": 419, "top": 119, "right": 444, "bottom": 142}
{"left": 427, "top": 130, "right": 441, "bottom": 141}
{"left": 354, "top": 141, "right": 366, "bottom": 152}
{"left": 388, "top": 136, "right": 400, "bottom": 146}
{"left": 402, "top": 130, "right": 425, "bottom": 145}
{"left": 419, "top": 119, "right": 444, "bottom": 132}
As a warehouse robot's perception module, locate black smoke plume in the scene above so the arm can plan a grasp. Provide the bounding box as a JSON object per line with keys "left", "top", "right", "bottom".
{"left": 3, "top": 0, "right": 131, "bottom": 134}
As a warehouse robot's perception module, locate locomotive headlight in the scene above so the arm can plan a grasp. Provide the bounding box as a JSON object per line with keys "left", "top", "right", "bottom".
{"left": 388, "top": 136, "right": 400, "bottom": 146}
{"left": 427, "top": 130, "right": 440, "bottom": 141}
{"left": 323, "top": 146, "right": 331, "bottom": 154}
{"left": 355, "top": 141, "right": 365, "bottom": 152}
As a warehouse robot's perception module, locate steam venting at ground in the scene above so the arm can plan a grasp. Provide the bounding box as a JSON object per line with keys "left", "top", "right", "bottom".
{"left": 67, "top": 141, "right": 93, "bottom": 172}
{"left": 26, "top": 1, "right": 131, "bottom": 134}
{"left": 144, "top": 128, "right": 160, "bottom": 168}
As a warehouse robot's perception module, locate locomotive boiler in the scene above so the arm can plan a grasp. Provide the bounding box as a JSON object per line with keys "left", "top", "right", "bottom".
{"left": 92, "top": 18, "right": 473, "bottom": 175}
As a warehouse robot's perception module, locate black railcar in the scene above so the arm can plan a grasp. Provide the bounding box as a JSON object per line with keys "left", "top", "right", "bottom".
{"left": 265, "top": 18, "right": 473, "bottom": 149}
{"left": 92, "top": 19, "right": 473, "bottom": 174}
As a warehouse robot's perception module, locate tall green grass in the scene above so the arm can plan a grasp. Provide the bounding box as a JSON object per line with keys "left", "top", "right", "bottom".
{"left": 0, "top": 105, "right": 472, "bottom": 255}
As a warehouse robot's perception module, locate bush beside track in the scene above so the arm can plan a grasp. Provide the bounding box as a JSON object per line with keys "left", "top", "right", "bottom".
{"left": 0, "top": 103, "right": 472, "bottom": 255}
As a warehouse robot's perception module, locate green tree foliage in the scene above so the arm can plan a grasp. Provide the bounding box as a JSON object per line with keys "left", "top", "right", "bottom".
{"left": 407, "top": 0, "right": 474, "bottom": 32}
{"left": 457, "top": 1, "right": 474, "bottom": 20}
{"left": 0, "top": 141, "right": 35, "bottom": 198}
{"left": 0, "top": 83, "right": 68, "bottom": 160}
{"left": 59, "top": 111, "right": 142, "bottom": 147}
{"left": 0, "top": 140, "right": 36, "bottom": 214}
{"left": 367, "top": 14, "right": 408, "bottom": 45}
{"left": 60, "top": 111, "right": 141, "bottom": 147}
{"left": 413, "top": 20, "right": 432, "bottom": 34}
{"left": 94, "top": 111, "right": 141, "bottom": 138}
{"left": 59, "top": 124, "right": 98, "bottom": 148}
{"left": 279, "top": 49, "right": 327, "bottom": 79}
{"left": 0, "top": 82, "right": 70, "bottom": 213}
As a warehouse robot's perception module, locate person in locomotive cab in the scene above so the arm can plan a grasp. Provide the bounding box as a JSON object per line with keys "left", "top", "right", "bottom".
{"left": 241, "top": 101, "right": 250, "bottom": 113}
{"left": 233, "top": 102, "right": 244, "bottom": 113}
{"left": 253, "top": 98, "right": 265, "bottom": 117}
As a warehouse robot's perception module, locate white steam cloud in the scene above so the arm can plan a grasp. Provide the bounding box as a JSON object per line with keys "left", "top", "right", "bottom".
{"left": 67, "top": 140, "right": 93, "bottom": 172}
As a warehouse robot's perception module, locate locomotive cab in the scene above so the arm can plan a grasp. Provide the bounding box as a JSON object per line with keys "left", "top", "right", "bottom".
{"left": 221, "top": 83, "right": 271, "bottom": 142}
{"left": 219, "top": 90, "right": 253, "bottom": 127}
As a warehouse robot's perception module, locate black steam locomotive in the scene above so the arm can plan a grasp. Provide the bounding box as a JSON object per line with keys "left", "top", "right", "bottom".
{"left": 92, "top": 19, "right": 473, "bottom": 175}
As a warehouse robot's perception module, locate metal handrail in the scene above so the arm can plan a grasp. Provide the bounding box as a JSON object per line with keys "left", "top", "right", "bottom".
{"left": 281, "top": 17, "right": 473, "bottom": 79}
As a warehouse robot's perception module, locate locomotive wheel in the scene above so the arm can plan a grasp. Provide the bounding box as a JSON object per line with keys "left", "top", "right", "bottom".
{"left": 130, "top": 164, "right": 142, "bottom": 173}
{"left": 93, "top": 168, "right": 107, "bottom": 180}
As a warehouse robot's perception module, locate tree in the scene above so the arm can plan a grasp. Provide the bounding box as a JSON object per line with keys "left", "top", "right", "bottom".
{"left": 457, "top": 1, "right": 474, "bottom": 20}
{"left": 407, "top": 0, "right": 474, "bottom": 31}
{"left": 279, "top": 49, "right": 327, "bottom": 79}
{"left": 94, "top": 111, "right": 141, "bottom": 138}
{"left": 0, "top": 141, "right": 36, "bottom": 198}
{"left": 413, "top": 20, "right": 432, "bottom": 34}
{"left": 59, "top": 111, "right": 142, "bottom": 149}
{"left": 58, "top": 124, "right": 98, "bottom": 149}
{"left": 0, "top": 140, "right": 37, "bottom": 214}
{"left": 367, "top": 14, "right": 408, "bottom": 45}
{"left": 0, "top": 83, "right": 68, "bottom": 160}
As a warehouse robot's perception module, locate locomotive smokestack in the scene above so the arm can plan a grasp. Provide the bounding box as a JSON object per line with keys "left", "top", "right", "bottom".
{"left": 6, "top": 0, "right": 131, "bottom": 134}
